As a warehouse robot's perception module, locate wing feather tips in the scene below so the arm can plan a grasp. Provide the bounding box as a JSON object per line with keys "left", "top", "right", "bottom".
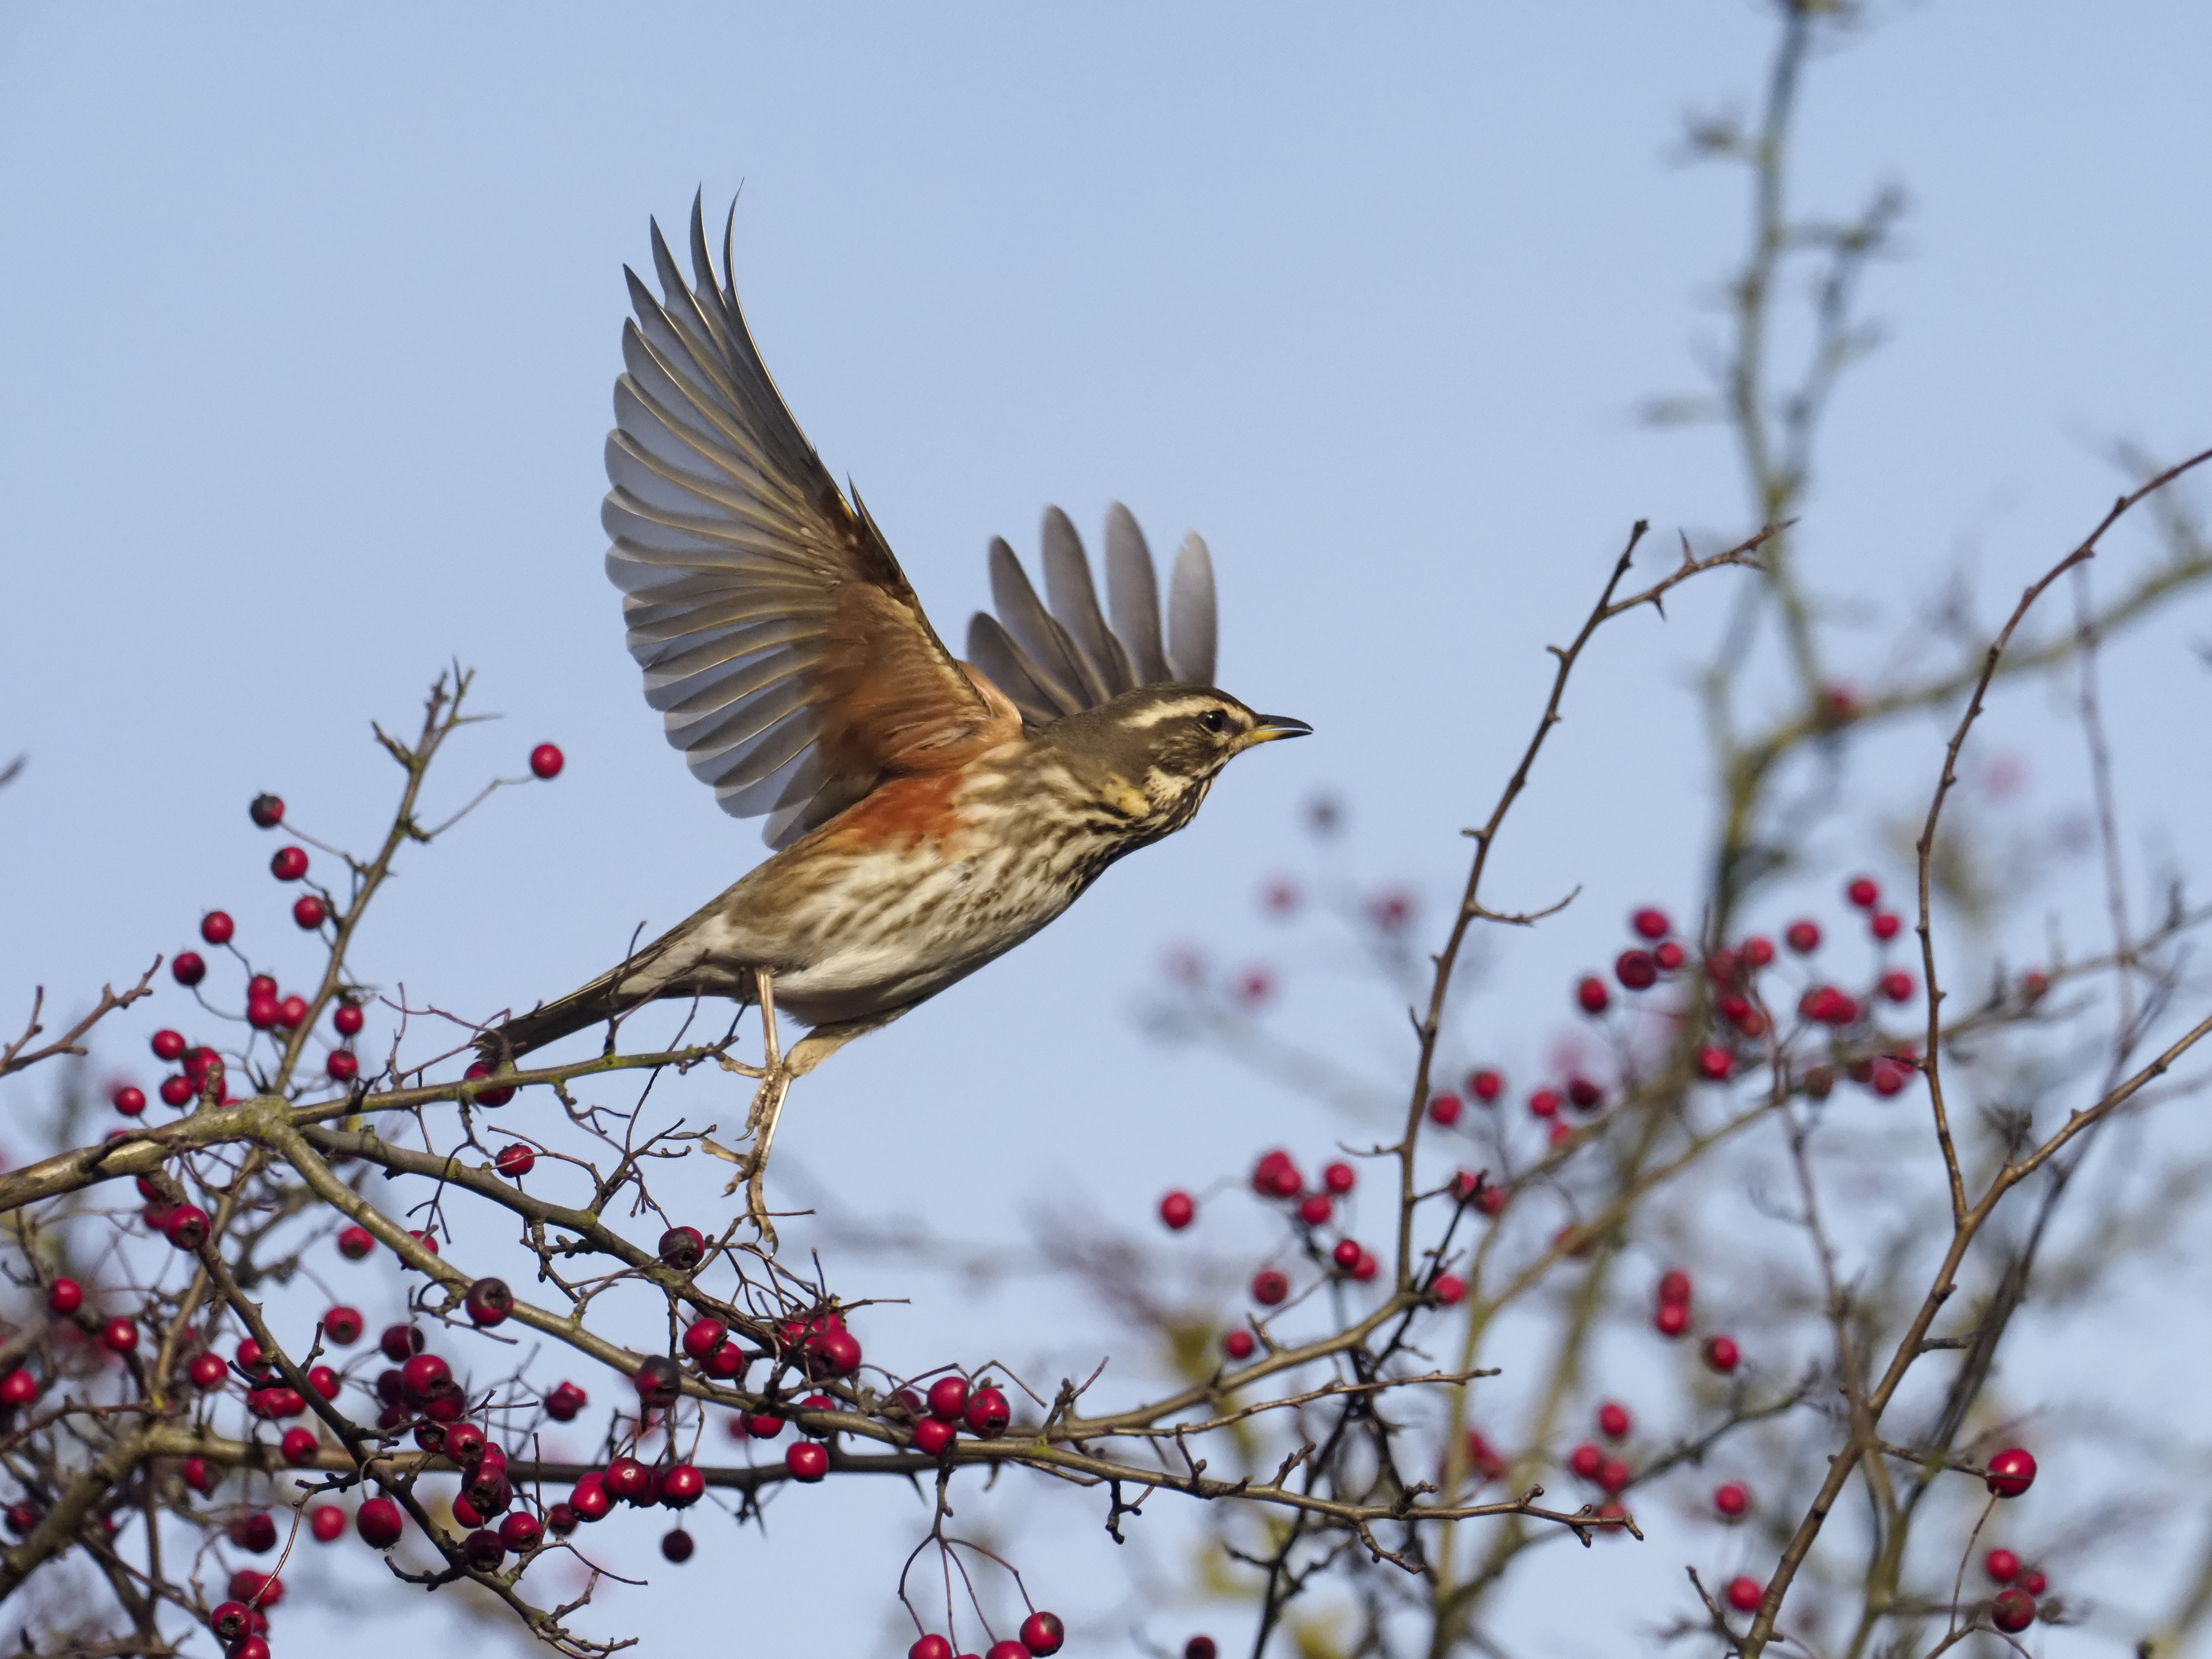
{"left": 1104, "top": 502, "right": 1170, "bottom": 683}
{"left": 1166, "top": 532, "right": 1218, "bottom": 687}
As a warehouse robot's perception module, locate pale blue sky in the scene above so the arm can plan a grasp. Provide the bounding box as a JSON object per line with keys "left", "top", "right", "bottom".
{"left": 4, "top": 6, "right": 2211, "bottom": 1655}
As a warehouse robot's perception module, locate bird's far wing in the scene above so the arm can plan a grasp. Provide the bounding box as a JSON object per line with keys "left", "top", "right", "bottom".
{"left": 963, "top": 504, "right": 1220, "bottom": 728}
{"left": 604, "top": 197, "right": 1012, "bottom": 847}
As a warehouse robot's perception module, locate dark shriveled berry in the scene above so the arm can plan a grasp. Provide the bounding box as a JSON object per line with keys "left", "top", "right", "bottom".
{"left": 249, "top": 795, "right": 285, "bottom": 829}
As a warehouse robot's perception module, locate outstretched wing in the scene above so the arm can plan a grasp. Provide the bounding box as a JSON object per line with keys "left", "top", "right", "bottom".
{"left": 604, "top": 197, "right": 1016, "bottom": 847}
{"left": 965, "top": 503, "right": 1218, "bottom": 727}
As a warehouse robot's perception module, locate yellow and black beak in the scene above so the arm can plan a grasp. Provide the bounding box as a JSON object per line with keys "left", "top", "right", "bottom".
{"left": 1240, "top": 714, "right": 1314, "bottom": 748}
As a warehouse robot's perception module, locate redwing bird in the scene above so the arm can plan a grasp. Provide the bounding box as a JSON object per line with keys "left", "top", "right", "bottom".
{"left": 483, "top": 198, "right": 1307, "bottom": 1235}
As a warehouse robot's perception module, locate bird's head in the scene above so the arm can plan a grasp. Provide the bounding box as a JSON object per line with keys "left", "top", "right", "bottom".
{"left": 1048, "top": 687, "right": 1311, "bottom": 833}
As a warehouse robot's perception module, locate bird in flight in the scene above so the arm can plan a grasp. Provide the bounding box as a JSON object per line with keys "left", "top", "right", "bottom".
{"left": 482, "top": 197, "right": 1307, "bottom": 1238}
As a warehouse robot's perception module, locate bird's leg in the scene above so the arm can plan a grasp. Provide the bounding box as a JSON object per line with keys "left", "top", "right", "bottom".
{"left": 732, "top": 969, "right": 792, "bottom": 1247}
{"left": 726, "top": 997, "right": 913, "bottom": 1250}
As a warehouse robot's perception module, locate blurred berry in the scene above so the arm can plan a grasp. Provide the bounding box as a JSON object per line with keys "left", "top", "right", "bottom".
{"left": 1726, "top": 1576, "right": 1763, "bottom": 1613}
{"left": 1715, "top": 1481, "right": 1749, "bottom": 1518}
{"left": 1846, "top": 876, "right": 1879, "bottom": 909}
{"left": 1576, "top": 976, "right": 1610, "bottom": 1015}
{"left": 1428, "top": 1092, "right": 1462, "bottom": 1127}
{"left": 1615, "top": 950, "right": 1657, "bottom": 991}
{"left": 1158, "top": 1190, "right": 1195, "bottom": 1230}
{"left": 1631, "top": 907, "right": 1670, "bottom": 940}
{"left": 529, "top": 743, "right": 566, "bottom": 779}
{"left": 1467, "top": 1068, "right": 1503, "bottom": 1102}
{"left": 1250, "top": 1269, "right": 1289, "bottom": 1306}
{"left": 1322, "top": 1160, "right": 1356, "bottom": 1193}
{"left": 1222, "top": 1329, "right": 1255, "bottom": 1361}
{"left": 1991, "top": 1588, "right": 2035, "bottom": 1633}
{"left": 1784, "top": 920, "right": 1821, "bottom": 953}
{"left": 1871, "top": 911, "right": 1902, "bottom": 941}
{"left": 1704, "top": 1334, "right": 1740, "bottom": 1372}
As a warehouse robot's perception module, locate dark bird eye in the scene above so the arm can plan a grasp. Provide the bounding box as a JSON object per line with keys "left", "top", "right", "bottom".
{"left": 1199, "top": 708, "right": 1229, "bottom": 735}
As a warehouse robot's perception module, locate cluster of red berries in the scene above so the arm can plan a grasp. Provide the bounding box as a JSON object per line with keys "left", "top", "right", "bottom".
{"left": 1983, "top": 1545, "right": 2049, "bottom": 1632}
{"left": 1649, "top": 1268, "right": 1740, "bottom": 1371}
{"left": 1564, "top": 1399, "right": 1637, "bottom": 1520}
{"left": 905, "top": 1608, "right": 1065, "bottom": 1659}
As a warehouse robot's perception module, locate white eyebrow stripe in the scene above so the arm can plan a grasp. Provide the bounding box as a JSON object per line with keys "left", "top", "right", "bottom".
{"left": 1119, "top": 697, "right": 1224, "bottom": 730}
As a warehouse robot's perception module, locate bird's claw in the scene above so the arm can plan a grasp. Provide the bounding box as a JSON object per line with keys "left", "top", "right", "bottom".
{"left": 722, "top": 1062, "right": 794, "bottom": 1249}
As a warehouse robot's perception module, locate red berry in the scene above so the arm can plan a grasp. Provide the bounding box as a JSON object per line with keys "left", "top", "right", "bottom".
{"left": 462, "top": 1527, "right": 505, "bottom": 1572}
{"left": 658, "top": 1225, "right": 706, "bottom": 1270}
{"left": 333, "top": 1002, "right": 365, "bottom": 1036}
{"left": 1433, "top": 1274, "right": 1466, "bottom": 1305}
{"left": 1784, "top": 920, "right": 1821, "bottom": 953}
{"left": 1527, "top": 1088, "right": 1560, "bottom": 1118}
{"left": 1566, "top": 1077, "right": 1604, "bottom": 1112}
{"left": 1186, "top": 1642, "right": 1219, "bottom": 1659}
{"left": 635, "top": 1354, "right": 682, "bottom": 1406}
{"left": 399, "top": 1353, "right": 450, "bottom": 1402}
{"left": 682, "top": 1318, "right": 728, "bottom": 1363}
{"left": 0, "top": 1371, "right": 35, "bottom": 1408}
{"left": 660, "top": 1464, "right": 705, "bottom": 1508}
{"left": 963, "top": 1386, "right": 1011, "bottom": 1438}
{"left": 1331, "top": 1238, "right": 1362, "bottom": 1271}
{"left": 545, "top": 1380, "right": 587, "bottom": 1421}
{"left": 181, "top": 1455, "right": 216, "bottom": 1493}
{"left": 784, "top": 1440, "right": 829, "bottom": 1482}
{"left": 293, "top": 895, "right": 328, "bottom": 930}
{"left": 926, "top": 1377, "right": 970, "bottom": 1422}
{"left": 1654, "top": 1301, "right": 1690, "bottom": 1338}
{"left": 1576, "top": 975, "right": 1610, "bottom": 1014}
{"left": 163, "top": 1204, "right": 209, "bottom": 1250}
{"left": 300, "top": 1504, "right": 342, "bottom": 1548}
{"left": 1714, "top": 1481, "right": 1749, "bottom": 1518}
{"left": 160, "top": 1076, "right": 194, "bottom": 1107}
{"left": 2019, "top": 1570, "right": 2046, "bottom": 1596}
{"left": 1984, "top": 1547, "right": 2020, "bottom": 1584}
{"left": 1847, "top": 875, "right": 1879, "bottom": 909}
{"left": 171, "top": 952, "right": 206, "bottom": 988}
{"left": 1322, "top": 1160, "right": 1356, "bottom": 1194}
{"left": 1705, "top": 1334, "right": 1740, "bottom": 1372}
{"left": 248, "top": 974, "right": 276, "bottom": 999}
{"left": 202, "top": 910, "right": 237, "bottom": 945}
{"left": 1615, "top": 950, "right": 1657, "bottom": 991}
{"left": 1468, "top": 1069, "right": 1503, "bottom": 1102}
{"left": 910, "top": 1638, "right": 954, "bottom": 1659}
{"left": 986, "top": 1644, "right": 1028, "bottom": 1659}
{"left": 1250, "top": 1268, "right": 1289, "bottom": 1306}
{"left": 567, "top": 1477, "right": 611, "bottom": 1522}
{"left": 227, "top": 1568, "right": 282, "bottom": 1607}
{"left": 151, "top": 1029, "right": 187, "bottom": 1062}
{"left": 1657, "top": 1269, "right": 1692, "bottom": 1305}
{"left": 1990, "top": 1587, "right": 2035, "bottom": 1633}
{"left": 1879, "top": 969, "right": 1915, "bottom": 1003}
{"left": 1598, "top": 1458, "right": 1630, "bottom": 1493}
{"left": 379, "top": 1323, "right": 422, "bottom": 1362}
{"left": 1596, "top": 1401, "right": 1631, "bottom": 1439}
{"left": 813, "top": 1328, "right": 861, "bottom": 1376}
{"left": 1726, "top": 1576, "right": 1763, "bottom": 1613}
{"left": 1352, "top": 1249, "right": 1378, "bottom": 1281}
{"left": 338, "top": 1226, "right": 375, "bottom": 1260}
{"left": 325, "top": 1050, "right": 359, "bottom": 1082}
{"left": 464, "top": 1277, "right": 512, "bottom": 1327}
{"left": 1158, "top": 1189, "right": 1196, "bottom": 1230}
{"left": 281, "top": 1427, "right": 319, "bottom": 1465}
{"left": 912, "top": 1417, "right": 956, "bottom": 1455}
{"left": 187, "top": 1351, "right": 226, "bottom": 1389}
{"left": 1631, "top": 907, "right": 1670, "bottom": 940}
{"left": 529, "top": 743, "right": 565, "bottom": 779}
{"left": 111, "top": 1084, "right": 146, "bottom": 1116}
{"left": 499, "top": 1510, "right": 543, "bottom": 1552}
{"left": 246, "top": 995, "right": 280, "bottom": 1030}
{"left": 494, "top": 1143, "right": 534, "bottom": 1178}
{"left": 1428, "top": 1091, "right": 1462, "bottom": 1126}
{"left": 47, "top": 1278, "right": 81, "bottom": 1315}
{"left": 1568, "top": 1442, "right": 1603, "bottom": 1481}
{"left": 249, "top": 795, "right": 285, "bottom": 829}
{"left": 102, "top": 1318, "right": 138, "bottom": 1354}
{"left": 603, "top": 1455, "right": 651, "bottom": 1503}
{"left": 545, "top": 1502, "right": 578, "bottom": 1535}
{"left": 1297, "top": 1193, "right": 1332, "bottom": 1226}
{"left": 1695, "top": 1045, "right": 1734, "bottom": 1082}
{"left": 1654, "top": 940, "right": 1686, "bottom": 971}
{"left": 1221, "top": 1329, "right": 1255, "bottom": 1361}
{"left": 454, "top": 1059, "right": 513, "bottom": 1107}
{"left": 270, "top": 846, "right": 308, "bottom": 882}
{"left": 658, "top": 1526, "right": 694, "bottom": 1562}
{"left": 210, "top": 1603, "right": 256, "bottom": 1645}
{"left": 1985, "top": 1447, "right": 2036, "bottom": 1498}
{"left": 1871, "top": 911, "right": 1902, "bottom": 941}
{"left": 1742, "top": 935, "right": 1775, "bottom": 968}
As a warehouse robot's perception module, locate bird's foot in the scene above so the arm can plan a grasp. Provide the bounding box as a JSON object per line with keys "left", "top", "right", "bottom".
{"left": 721, "top": 1063, "right": 794, "bottom": 1249}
